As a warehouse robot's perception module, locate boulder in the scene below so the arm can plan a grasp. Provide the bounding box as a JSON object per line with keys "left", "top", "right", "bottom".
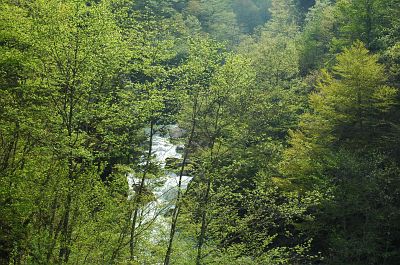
{"left": 165, "top": 157, "right": 180, "bottom": 170}
{"left": 176, "top": 145, "right": 184, "bottom": 153}
{"left": 168, "top": 125, "right": 186, "bottom": 139}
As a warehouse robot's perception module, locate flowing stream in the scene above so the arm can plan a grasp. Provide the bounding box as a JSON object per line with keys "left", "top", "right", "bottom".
{"left": 127, "top": 125, "right": 192, "bottom": 238}
{"left": 151, "top": 132, "right": 192, "bottom": 205}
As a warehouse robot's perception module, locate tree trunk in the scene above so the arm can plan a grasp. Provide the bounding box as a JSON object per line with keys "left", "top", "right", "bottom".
{"left": 164, "top": 97, "right": 198, "bottom": 265}
{"left": 129, "top": 121, "right": 154, "bottom": 260}
{"left": 58, "top": 192, "right": 72, "bottom": 264}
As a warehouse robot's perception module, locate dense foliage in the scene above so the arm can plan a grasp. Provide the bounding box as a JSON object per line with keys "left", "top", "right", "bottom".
{"left": 1, "top": 0, "right": 399, "bottom": 264}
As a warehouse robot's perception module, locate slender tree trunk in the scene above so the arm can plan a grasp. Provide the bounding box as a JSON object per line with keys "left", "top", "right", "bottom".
{"left": 58, "top": 192, "right": 72, "bottom": 264}
{"left": 129, "top": 121, "right": 154, "bottom": 260}
{"left": 109, "top": 209, "right": 133, "bottom": 264}
{"left": 58, "top": 79, "right": 76, "bottom": 264}
{"left": 196, "top": 97, "right": 220, "bottom": 265}
{"left": 164, "top": 97, "right": 198, "bottom": 265}
{"left": 58, "top": 115, "right": 74, "bottom": 264}
{"left": 46, "top": 194, "right": 61, "bottom": 263}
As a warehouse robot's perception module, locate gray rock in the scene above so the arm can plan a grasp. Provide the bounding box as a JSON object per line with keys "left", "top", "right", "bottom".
{"left": 168, "top": 125, "right": 186, "bottom": 139}
{"left": 165, "top": 157, "right": 180, "bottom": 170}
{"left": 176, "top": 145, "right": 184, "bottom": 153}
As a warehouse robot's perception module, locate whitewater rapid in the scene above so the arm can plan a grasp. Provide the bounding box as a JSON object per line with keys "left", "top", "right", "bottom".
{"left": 127, "top": 126, "right": 191, "bottom": 225}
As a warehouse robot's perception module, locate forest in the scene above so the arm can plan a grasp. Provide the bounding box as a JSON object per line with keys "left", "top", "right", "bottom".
{"left": 1, "top": 0, "right": 400, "bottom": 264}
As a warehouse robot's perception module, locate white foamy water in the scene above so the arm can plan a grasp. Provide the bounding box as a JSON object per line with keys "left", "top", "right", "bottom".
{"left": 127, "top": 126, "right": 192, "bottom": 228}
